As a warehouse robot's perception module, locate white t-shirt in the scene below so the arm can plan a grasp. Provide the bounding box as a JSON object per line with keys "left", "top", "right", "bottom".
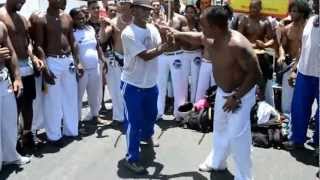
{"left": 297, "top": 15, "right": 320, "bottom": 77}
{"left": 121, "top": 23, "right": 162, "bottom": 88}
{"left": 73, "top": 26, "right": 99, "bottom": 69}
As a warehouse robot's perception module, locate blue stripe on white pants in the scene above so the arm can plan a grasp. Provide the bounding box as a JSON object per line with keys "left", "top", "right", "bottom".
{"left": 291, "top": 72, "right": 319, "bottom": 145}
{"left": 121, "top": 82, "right": 158, "bottom": 162}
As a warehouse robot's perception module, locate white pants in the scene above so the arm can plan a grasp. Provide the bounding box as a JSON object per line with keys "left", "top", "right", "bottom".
{"left": 202, "top": 87, "right": 256, "bottom": 180}
{"left": 183, "top": 50, "right": 202, "bottom": 103}
{"left": 264, "top": 79, "right": 274, "bottom": 107}
{"left": 78, "top": 66, "right": 102, "bottom": 120}
{"left": 0, "top": 80, "right": 20, "bottom": 169}
{"left": 157, "top": 52, "right": 188, "bottom": 117}
{"left": 32, "top": 76, "right": 45, "bottom": 132}
{"left": 106, "top": 59, "right": 124, "bottom": 122}
{"left": 281, "top": 70, "right": 294, "bottom": 114}
{"left": 44, "top": 57, "right": 78, "bottom": 141}
{"left": 195, "top": 60, "right": 216, "bottom": 102}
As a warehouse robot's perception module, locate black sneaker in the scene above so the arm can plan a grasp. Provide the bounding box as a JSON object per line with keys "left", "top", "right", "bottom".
{"left": 123, "top": 160, "right": 146, "bottom": 174}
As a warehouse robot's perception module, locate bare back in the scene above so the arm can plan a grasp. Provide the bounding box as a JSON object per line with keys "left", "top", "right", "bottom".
{"left": 209, "top": 30, "right": 258, "bottom": 92}
{"left": 0, "top": 8, "right": 29, "bottom": 59}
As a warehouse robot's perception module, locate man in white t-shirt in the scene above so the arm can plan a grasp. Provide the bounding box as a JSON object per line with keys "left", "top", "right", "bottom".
{"left": 120, "top": 0, "right": 172, "bottom": 174}
{"left": 284, "top": 0, "right": 319, "bottom": 151}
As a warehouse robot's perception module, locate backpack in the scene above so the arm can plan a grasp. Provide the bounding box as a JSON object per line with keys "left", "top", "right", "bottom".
{"left": 250, "top": 101, "right": 284, "bottom": 148}
{"left": 179, "top": 86, "right": 217, "bottom": 133}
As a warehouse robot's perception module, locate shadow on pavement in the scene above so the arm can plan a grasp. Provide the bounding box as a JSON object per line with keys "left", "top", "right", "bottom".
{"left": 210, "top": 169, "right": 234, "bottom": 180}
{"left": 155, "top": 120, "right": 179, "bottom": 141}
{"left": 0, "top": 165, "right": 24, "bottom": 180}
{"left": 117, "top": 145, "right": 208, "bottom": 179}
{"left": 289, "top": 148, "right": 318, "bottom": 167}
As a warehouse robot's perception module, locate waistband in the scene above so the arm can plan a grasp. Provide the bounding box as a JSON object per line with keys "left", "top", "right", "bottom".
{"left": 183, "top": 49, "right": 201, "bottom": 54}
{"left": 47, "top": 52, "right": 72, "bottom": 59}
{"left": 114, "top": 51, "right": 124, "bottom": 60}
{"left": 217, "top": 86, "right": 256, "bottom": 99}
{"left": 202, "top": 58, "right": 211, "bottom": 63}
{"left": 164, "top": 50, "right": 184, "bottom": 56}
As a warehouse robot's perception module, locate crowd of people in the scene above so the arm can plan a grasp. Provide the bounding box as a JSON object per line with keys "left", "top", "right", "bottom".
{"left": 0, "top": 0, "right": 318, "bottom": 179}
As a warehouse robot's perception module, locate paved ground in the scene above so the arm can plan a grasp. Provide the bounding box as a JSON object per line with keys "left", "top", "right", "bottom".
{"left": 0, "top": 90, "right": 318, "bottom": 180}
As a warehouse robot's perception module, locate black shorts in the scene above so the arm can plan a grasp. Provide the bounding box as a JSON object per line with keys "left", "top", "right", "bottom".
{"left": 17, "top": 75, "right": 36, "bottom": 108}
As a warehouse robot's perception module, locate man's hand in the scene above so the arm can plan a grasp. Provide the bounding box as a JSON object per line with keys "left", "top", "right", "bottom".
{"left": 277, "top": 56, "right": 285, "bottom": 66}
{"left": 77, "top": 63, "right": 85, "bottom": 78}
{"left": 155, "top": 23, "right": 174, "bottom": 35}
{"left": 223, "top": 95, "right": 241, "bottom": 113}
{"left": 288, "top": 71, "right": 297, "bottom": 87}
{"left": 0, "top": 47, "right": 11, "bottom": 62}
{"left": 32, "top": 56, "right": 45, "bottom": 71}
{"left": 100, "top": 17, "right": 112, "bottom": 28}
{"left": 255, "top": 40, "right": 266, "bottom": 49}
{"left": 13, "top": 79, "right": 23, "bottom": 97}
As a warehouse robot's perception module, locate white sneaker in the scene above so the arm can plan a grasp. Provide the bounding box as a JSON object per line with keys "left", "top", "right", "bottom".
{"left": 16, "top": 156, "right": 31, "bottom": 165}
{"left": 198, "top": 163, "right": 214, "bottom": 172}
{"left": 3, "top": 156, "right": 31, "bottom": 166}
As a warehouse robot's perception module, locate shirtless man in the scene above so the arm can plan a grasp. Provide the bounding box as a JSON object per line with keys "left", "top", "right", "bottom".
{"left": 0, "top": 0, "right": 44, "bottom": 148}
{"left": 168, "top": 6, "right": 262, "bottom": 180}
{"left": 0, "top": 21, "right": 30, "bottom": 171}
{"left": 277, "top": 0, "right": 310, "bottom": 114}
{"left": 88, "top": 0, "right": 102, "bottom": 34}
{"left": 151, "top": 0, "right": 165, "bottom": 24}
{"left": 99, "top": 0, "right": 133, "bottom": 125}
{"left": 238, "top": 0, "right": 274, "bottom": 106}
{"left": 103, "top": 0, "right": 117, "bottom": 19}
{"left": 33, "top": 0, "right": 82, "bottom": 146}
{"left": 181, "top": 5, "right": 202, "bottom": 103}
{"left": 156, "top": 0, "right": 188, "bottom": 120}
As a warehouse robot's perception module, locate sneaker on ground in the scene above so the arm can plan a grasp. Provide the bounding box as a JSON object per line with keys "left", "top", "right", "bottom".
{"left": 3, "top": 156, "right": 31, "bottom": 166}
{"left": 123, "top": 160, "right": 146, "bottom": 174}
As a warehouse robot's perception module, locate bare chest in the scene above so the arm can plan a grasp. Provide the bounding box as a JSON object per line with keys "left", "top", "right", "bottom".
{"left": 245, "top": 19, "right": 266, "bottom": 38}
{"left": 286, "top": 26, "right": 303, "bottom": 42}
{"left": 3, "top": 14, "right": 27, "bottom": 38}
{"left": 45, "top": 15, "right": 71, "bottom": 36}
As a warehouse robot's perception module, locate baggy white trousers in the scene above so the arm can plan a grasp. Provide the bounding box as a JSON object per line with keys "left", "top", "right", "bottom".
{"left": 183, "top": 50, "right": 202, "bottom": 103}
{"left": 281, "top": 69, "right": 294, "bottom": 114}
{"left": 195, "top": 59, "right": 216, "bottom": 102}
{"left": 32, "top": 75, "right": 45, "bottom": 132}
{"left": 0, "top": 80, "right": 20, "bottom": 170}
{"left": 106, "top": 59, "right": 124, "bottom": 122}
{"left": 203, "top": 87, "right": 256, "bottom": 180}
{"left": 44, "top": 56, "right": 78, "bottom": 141}
{"left": 78, "top": 66, "right": 102, "bottom": 119}
{"left": 157, "top": 52, "right": 188, "bottom": 117}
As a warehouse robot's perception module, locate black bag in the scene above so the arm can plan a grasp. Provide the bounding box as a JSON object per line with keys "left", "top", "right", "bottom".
{"left": 181, "top": 108, "right": 213, "bottom": 133}
{"left": 250, "top": 102, "right": 284, "bottom": 148}
{"left": 180, "top": 86, "right": 217, "bottom": 133}
{"left": 252, "top": 126, "right": 283, "bottom": 148}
